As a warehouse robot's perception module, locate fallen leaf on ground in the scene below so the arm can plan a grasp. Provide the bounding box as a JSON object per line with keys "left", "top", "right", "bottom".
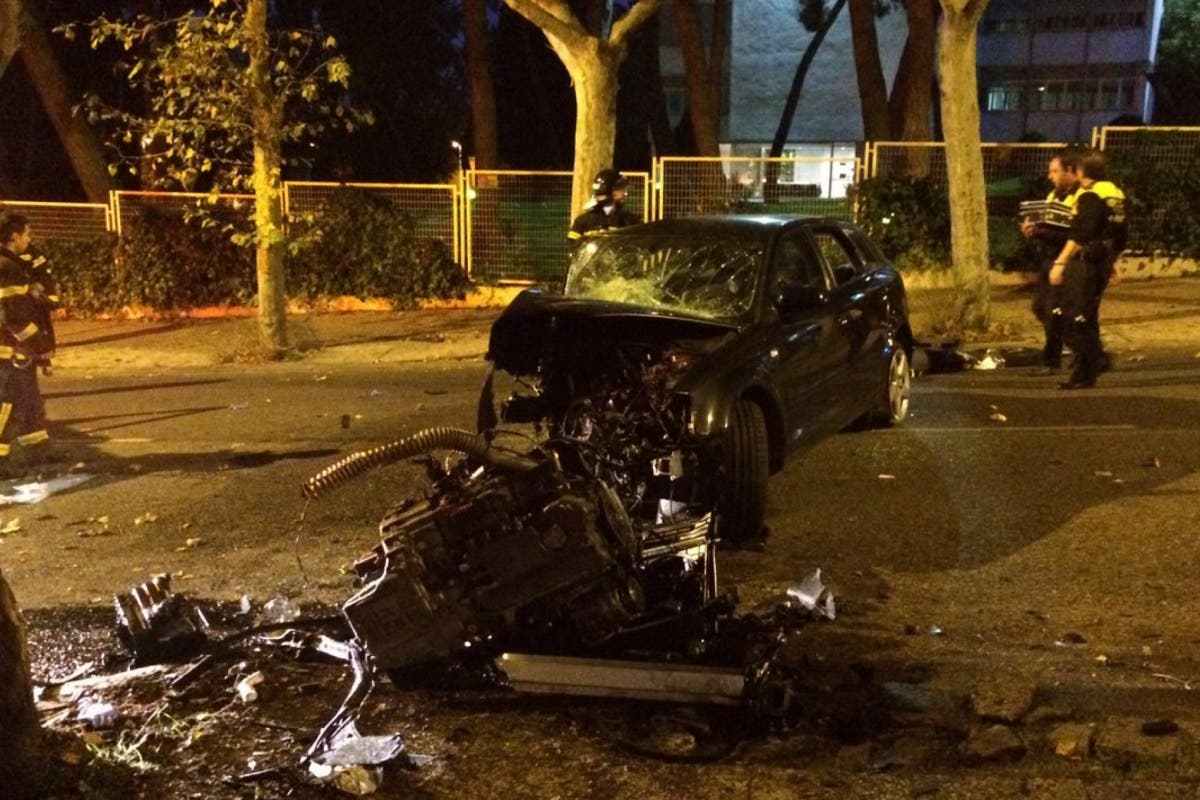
{"left": 1, "top": 518, "right": 21, "bottom": 533}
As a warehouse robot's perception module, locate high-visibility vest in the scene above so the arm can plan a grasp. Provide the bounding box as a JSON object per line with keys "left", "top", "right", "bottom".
{"left": 1074, "top": 181, "right": 1127, "bottom": 250}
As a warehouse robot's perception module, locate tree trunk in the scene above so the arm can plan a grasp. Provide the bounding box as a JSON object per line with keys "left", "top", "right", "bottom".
{"left": 565, "top": 47, "right": 621, "bottom": 215}
{"left": 0, "top": 0, "right": 20, "bottom": 79}
{"left": 17, "top": 4, "right": 111, "bottom": 203}
{"left": 245, "top": 0, "right": 287, "bottom": 352}
{"left": 673, "top": 0, "right": 719, "bottom": 157}
{"left": 642, "top": 11, "right": 676, "bottom": 156}
{"left": 503, "top": 0, "right": 662, "bottom": 218}
{"left": 463, "top": 0, "right": 499, "bottom": 169}
{"left": 848, "top": 0, "right": 892, "bottom": 141}
{"left": 938, "top": 0, "right": 990, "bottom": 331}
{"left": 888, "top": 0, "right": 937, "bottom": 142}
{"left": 0, "top": 568, "right": 44, "bottom": 800}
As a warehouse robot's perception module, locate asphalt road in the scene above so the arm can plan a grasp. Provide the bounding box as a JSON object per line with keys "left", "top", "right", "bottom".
{"left": 8, "top": 348, "right": 1200, "bottom": 797}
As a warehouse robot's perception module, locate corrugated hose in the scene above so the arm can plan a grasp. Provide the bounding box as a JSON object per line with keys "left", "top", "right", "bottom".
{"left": 301, "top": 426, "right": 538, "bottom": 499}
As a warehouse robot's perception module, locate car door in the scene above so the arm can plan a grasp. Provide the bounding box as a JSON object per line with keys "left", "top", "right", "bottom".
{"left": 767, "top": 230, "right": 847, "bottom": 447}
{"left": 805, "top": 224, "right": 881, "bottom": 422}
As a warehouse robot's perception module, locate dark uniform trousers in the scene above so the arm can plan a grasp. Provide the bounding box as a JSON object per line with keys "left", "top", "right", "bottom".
{"left": 1060, "top": 244, "right": 1113, "bottom": 385}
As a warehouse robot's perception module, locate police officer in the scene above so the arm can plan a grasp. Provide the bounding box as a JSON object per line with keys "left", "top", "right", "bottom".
{"left": 567, "top": 168, "right": 638, "bottom": 249}
{"left": 1021, "top": 150, "right": 1080, "bottom": 375}
{"left": 1049, "top": 150, "right": 1126, "bottom": 390}
{"left": 0, "top": 211, "right": 53, "bottom": 473}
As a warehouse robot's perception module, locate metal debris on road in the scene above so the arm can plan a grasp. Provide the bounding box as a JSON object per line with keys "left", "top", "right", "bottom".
{"left": 114, "top": 574, "right": 211, "bottom": 664}
{"left": 787, "top": 569, "right": 836, "bottom": 620}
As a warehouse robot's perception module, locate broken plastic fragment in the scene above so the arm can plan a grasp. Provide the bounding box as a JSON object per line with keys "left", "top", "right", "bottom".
{"left": 973, "top": 350, "right": 1005, "bottom": 370}
{"left": 308, "top": 763, "right": 382, "bottom": 796}
{"left": 236, "top": 671, "right": 265, "bottom": 703}
{"left": 0, "top": 474, "right": 95, "bottom": 505}
{"left": 77, "top": 701, "right": 120, "bottom": 730}
{"left": 787, "top": 569, "right": 836, "bottom": 620}
{"left": 262, "top": 597, "right": 301, "bottom": 624}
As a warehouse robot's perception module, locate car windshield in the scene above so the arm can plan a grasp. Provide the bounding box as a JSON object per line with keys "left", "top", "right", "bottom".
{"left": 565, "top": 235, "right": 763, "bottom": 320}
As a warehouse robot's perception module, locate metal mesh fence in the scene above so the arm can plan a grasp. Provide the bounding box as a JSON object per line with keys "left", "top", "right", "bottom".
{"left": 1094, "top": 127, "right": 1200, "bottom": 254}
{"left": 656, "top": 157, "right": 858, "bottom": 221}
{"left": 465, "top": 170, "right": 649, "bottom": 284}
{"left": 283, "top": 182, "right": 460, "bottom": 263}
{"left": 870, "top": 142, "right": 1067, "bottom": 214}
{"left": 112, "top": 191, "right": 254, "bottom": 235}
{"left": 0, "top": 200, "right": 111, "bottom": 243}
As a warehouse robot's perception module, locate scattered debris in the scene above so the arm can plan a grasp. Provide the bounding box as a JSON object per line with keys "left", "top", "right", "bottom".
{"left": 1049, "top": 723, "right": 1096, "bottom": 759}
{"left": 228, "top": 403, "right": 249, "bottom": 411}
{"left": 0, "top": 473, "right": 95, "bottom": 505}
{"left": 1141, "top": 719, "right": 1179, "bottom": 737}
{"left": 989, "top": 412, "right": 1008, "bottom": 423}
{"left": 1, "top": 517, "right": 21, "bottom": 533}
{"left": 1144, "top": 456, "right": 1161, "bottom": 468}
{"left": 134, "top": 512, "right": 160, "bottom": 525}
{"left": 959, "top": 724, "right": 1026, "bottom": 764}
{"left": 787, "top": 569, "right": 836, "bottom": 620}
{"left": 235, "top": 671, "right": 265, "bottom": 703}
{"left": 174, "top": 537, "right": 204, "bottom": 552}
{"left": 973, "top": 349, "right": 1005, "bottom": 371}
{"left": 114, "top": 574, "right": 210, "bottom": 664}
{"left": 76, "top": 701, "right": 121, "bottom": 730}
{"left": 1093, "top": 470, "right": 1113, "bottom": 478}
{"left": 877, "top": 473, "right": 896, "bottom": 480}
{"left": 261, "top": 597, "right": 301, "bottom": 624}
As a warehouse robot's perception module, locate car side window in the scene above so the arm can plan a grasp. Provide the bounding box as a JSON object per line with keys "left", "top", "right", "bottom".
{"left": 773, "top": 235, "right": 828, "bottom": 292}
{"left": 845, "top": 227, "right": 887, "bottom": 270}
{"left": 809, "top": 228, "right": 864, "bottom": 285}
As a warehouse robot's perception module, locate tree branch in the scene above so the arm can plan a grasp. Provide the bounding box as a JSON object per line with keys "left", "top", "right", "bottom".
{"left": 611, "top": 0, "right": 663, "bottom": 48}
{"left": 502, "top": 0, "right": 587, "bottom": 47}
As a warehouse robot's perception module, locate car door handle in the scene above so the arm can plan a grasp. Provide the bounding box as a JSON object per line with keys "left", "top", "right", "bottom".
{"left": 838, "top": 309, "right": 864, "bottom": 324}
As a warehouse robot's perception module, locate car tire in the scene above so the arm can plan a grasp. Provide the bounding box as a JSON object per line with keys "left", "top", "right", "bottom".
{"left": 718, "top": 400, "right": 770, "bottom": 544}
{"left": 870, "top": 345, "right": 911, "bottom": 427}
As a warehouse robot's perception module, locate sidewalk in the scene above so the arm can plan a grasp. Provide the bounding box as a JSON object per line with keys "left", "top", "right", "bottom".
{"left": 49, "top": 277, "right": 1200, "bottom": 373}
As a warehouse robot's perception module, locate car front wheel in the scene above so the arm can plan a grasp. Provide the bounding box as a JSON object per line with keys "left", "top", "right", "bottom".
{"left": 717, "top": 400, "right": 770, "bottom": 544}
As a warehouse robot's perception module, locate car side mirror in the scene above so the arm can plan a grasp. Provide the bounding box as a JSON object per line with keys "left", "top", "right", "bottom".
{"left": 777, "top": 283, "right": 828, "bottom": 313}
{"left": 833, "top": 263, "right": 857, "bottom": 285}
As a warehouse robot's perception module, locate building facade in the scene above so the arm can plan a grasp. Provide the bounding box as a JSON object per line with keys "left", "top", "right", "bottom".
{"left": 977, "top": 0, "right": 1164, "bottom": 142}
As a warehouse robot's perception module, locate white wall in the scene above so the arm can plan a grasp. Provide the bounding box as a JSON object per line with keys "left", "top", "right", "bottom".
{"left": 729, "top": 0, "right": 908, "bottom": 143}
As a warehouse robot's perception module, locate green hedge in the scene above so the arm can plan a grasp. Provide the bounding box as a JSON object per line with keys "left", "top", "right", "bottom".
{"left": 42, "top": 188, "right": 468, "bottom": 315}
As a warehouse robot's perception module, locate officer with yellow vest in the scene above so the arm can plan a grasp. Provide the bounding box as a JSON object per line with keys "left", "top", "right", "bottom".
{"left": 1022, "top": 150, "right": 1080, "bottom": 374}
{"left": 1049, "top": 150, "right": 1127, "bottom": 390}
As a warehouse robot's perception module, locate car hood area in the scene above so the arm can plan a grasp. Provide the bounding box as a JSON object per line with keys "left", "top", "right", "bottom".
{"left": 487, "top": 290, "right": 740, "bottom": 375}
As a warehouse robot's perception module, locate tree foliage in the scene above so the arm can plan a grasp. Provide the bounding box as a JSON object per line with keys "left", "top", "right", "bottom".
{"left": 1153, "top": 0, "right": 1200, "bottom": 124}
{"left": 58, "top": 0, "right": 368, "bottom": 192}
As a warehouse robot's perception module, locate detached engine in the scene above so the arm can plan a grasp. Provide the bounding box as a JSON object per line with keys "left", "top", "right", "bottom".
{"left": 305, "top": 430, "right": 713, "bottom": 672}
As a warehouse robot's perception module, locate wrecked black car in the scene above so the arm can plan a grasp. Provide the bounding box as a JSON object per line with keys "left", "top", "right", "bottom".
{"left": 479, "top": 215, "right": 914, "bottom": 543}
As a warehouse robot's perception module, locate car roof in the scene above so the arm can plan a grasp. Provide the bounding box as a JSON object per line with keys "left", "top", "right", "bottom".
{"left": 605, "top": 215, "right": 849, "bottom": 241}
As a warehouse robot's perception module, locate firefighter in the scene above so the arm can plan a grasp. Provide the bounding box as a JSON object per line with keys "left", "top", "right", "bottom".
{"left": 567, "top": 168, "right": 638, "bottom": 250}
{"left": 1049, "top": 150, "right": 1127, "bottom": 390}
{"left": 0, "top": 211, "right": 53, "bottom": 473}
{"left": 1021, "top": 150, "right": 1080, "bottom": 375}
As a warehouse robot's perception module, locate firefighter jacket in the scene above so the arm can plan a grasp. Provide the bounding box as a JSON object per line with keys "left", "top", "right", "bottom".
{"left": 0, "top": 247, "right": 54, "bottom": 363}
{"left": 567, "top": 203, "right": 638, "bottom": 245}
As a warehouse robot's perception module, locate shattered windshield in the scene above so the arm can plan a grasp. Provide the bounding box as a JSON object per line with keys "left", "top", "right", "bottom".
{"left": 565, "top": 235, "right": 763, "bottom": 320}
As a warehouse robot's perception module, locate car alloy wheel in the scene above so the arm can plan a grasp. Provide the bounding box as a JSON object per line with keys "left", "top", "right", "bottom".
{"left": 885, "top": 346, "right": 911, "bottom": 424}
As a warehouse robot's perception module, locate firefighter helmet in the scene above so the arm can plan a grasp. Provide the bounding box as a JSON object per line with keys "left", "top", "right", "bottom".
{"left": 591, "top": 168, "right": 629, "bottom": 202}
